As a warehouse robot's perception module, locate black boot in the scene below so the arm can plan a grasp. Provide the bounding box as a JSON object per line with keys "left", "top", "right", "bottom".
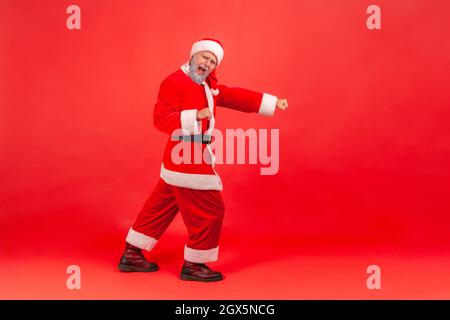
{"left": 118, "top": 243, "right": 159, "bottom": 272}
{"left": 180, "top": 260, "right": 223, "bottom": 282}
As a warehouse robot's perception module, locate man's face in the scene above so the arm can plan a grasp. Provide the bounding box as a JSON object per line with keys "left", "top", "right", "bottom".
{"left": 190, "top": 51, "right": 218, "bottom": 78}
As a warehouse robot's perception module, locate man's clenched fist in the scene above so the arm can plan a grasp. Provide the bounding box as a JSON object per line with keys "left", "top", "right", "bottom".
{"left": 276, "top": 99, "right": 288, "bottom": 110}
{"left": 196, "top": 108, "right": 212, "bottom": 120}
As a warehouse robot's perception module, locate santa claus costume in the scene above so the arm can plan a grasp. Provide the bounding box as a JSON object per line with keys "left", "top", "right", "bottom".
{"left": 118, "top": 38, "right": 278, "bottom": 281}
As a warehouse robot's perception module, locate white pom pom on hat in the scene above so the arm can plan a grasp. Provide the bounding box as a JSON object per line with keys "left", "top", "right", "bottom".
{"left": 190, "top": 38, "right": 224, "bottom": 65}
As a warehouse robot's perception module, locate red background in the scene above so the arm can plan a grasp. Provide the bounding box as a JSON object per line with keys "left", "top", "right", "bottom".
{"left": 1, "top": 0, "right": 450, "bottom": 299}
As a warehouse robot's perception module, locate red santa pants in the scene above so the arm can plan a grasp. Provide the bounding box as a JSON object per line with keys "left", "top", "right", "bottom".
{"left": 125, "top": 178, "right": 225, "bottom": 263}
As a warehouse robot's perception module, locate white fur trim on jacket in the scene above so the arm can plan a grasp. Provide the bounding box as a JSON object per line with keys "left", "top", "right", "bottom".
{"left": 126, "top": 228, "right": 158, "bottom": 252}
{"left": 259, "top": 93, "right": 278, "bottom": 116}
{"left": 184, "top": 245, "right": 219, "bottom": 263}
{"left": 202, "top": 81, "right": 215, "bottom": 136}
{"left": 160, "top": 164, "right": 223, "bottom": 191}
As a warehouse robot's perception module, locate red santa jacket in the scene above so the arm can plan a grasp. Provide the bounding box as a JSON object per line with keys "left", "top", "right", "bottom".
{"left": 154, "top": 63, "right": 278, "bottom": 191}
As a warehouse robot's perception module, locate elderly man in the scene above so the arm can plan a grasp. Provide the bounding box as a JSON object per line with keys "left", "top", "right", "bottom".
{"left": 118, "top": 38, "right": 288, "bottom": 282}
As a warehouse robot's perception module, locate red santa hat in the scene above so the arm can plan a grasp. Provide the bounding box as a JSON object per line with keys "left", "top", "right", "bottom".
{"left": 190, "top": 38, "right": 224, "bottom": 65}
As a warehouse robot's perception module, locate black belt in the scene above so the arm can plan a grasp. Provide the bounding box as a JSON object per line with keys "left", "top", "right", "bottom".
{"left": 172, "top": 134, "right": 212, "bottom": 144}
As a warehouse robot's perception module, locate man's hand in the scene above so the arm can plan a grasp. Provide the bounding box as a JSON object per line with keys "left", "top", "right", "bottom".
{"left": 276, "top": 99, "right": 288, "bottom": 110}
{"left": 196, "top": 108, "right": 212, "bottom": 120}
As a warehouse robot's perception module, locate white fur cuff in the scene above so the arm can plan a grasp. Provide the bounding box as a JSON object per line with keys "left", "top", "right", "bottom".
{"left": 259, "top": 93, "right": 277, "bottom": 116}
{"left": 180, "top": 109, "right": 201, "bottom": 135}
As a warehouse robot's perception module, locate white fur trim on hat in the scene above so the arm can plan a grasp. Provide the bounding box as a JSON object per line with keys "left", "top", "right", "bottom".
{"left": 191, "top": 40, "right": 224, "bottom": 65}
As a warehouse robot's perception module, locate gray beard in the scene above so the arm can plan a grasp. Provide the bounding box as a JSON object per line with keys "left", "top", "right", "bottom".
{"left": 188, "top": 59, "right": 208, "bottom": 84}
